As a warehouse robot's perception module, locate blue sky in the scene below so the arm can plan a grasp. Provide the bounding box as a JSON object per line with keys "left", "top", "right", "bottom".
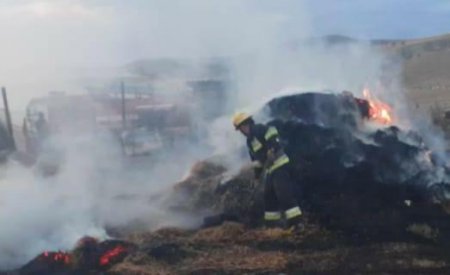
{"left": 292, "top": 0, "right": 450, "bottom": 39}
{"left": 220, "top": 0, "right": 450, "bottom": 39}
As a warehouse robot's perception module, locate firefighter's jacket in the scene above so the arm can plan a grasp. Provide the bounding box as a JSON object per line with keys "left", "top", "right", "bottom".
{"left": 246, "top": 123, "right": 290, "bottom": 179}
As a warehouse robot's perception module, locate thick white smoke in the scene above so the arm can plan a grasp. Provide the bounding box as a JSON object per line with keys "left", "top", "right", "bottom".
{"left": 0, "top": 0, "right": 306, "bottom": 267}
{"left": 0, "top": 129, "right": 209, "bottom": 268}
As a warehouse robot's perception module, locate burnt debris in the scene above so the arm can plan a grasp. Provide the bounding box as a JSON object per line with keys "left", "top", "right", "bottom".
{"left": 16, "top": 238, "right": 136, "bottom": 275}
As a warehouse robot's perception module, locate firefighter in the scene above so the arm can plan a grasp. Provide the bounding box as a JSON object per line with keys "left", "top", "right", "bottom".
{"left": 232, "top": 112, "right": 303, "bottom": 229}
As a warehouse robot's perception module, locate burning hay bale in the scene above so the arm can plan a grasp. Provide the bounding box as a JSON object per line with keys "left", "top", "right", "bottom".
{"left": 174, "top": 91, "right": 450, "bottom": 242}
{"left": 17, "top": 237, "right": 136, "bottom": 275}
{"left": 19, "top": 251, "right": 71, "bottom": 275}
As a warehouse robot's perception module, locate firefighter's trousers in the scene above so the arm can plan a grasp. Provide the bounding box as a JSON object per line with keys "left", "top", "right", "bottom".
{"left": 263, "top": 164, "right": 302, "bottom": 225}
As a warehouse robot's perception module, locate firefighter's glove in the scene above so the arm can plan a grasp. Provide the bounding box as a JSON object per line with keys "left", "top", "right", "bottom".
{"left": 251, "top": 160, "right": 263, "bottom": 169}
{"left": 251, "top": 161, "right": 262, "bottom": 179}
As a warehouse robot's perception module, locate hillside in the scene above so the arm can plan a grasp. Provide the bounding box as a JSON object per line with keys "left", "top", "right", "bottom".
{"left": 376, "top": 34, "right": 450, "bottom": 110}
{"left": 317, "top": 33, "right": 450, "bottom": 110}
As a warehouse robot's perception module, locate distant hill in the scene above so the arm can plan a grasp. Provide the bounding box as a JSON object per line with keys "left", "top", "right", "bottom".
{"left": 387, "top": 34, "right": 450, "bottom": 109}
{"left": 315, "top": 33, "right": 450, "bottom": 110}
{"left": 323, "top": 34, "right": 357, "bottom": 44}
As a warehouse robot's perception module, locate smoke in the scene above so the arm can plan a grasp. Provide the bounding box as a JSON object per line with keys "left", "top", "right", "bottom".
{"left": 0, "top": 0, "right": 303, "bottom": 110}
{"left": 207, "top": 40, "right": 408, "bottom": 174}
{"left": 0, "top": 1, "right": 296, "bottom": 266}
{"left": 0, "top": 128, "right": 210, "bottom": 268}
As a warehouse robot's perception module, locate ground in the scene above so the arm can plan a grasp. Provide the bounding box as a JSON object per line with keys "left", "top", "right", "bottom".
{"left": 104, "top": 160, "right": 450, "bottom": 275}
{"left": 108, "top": 222, "right": 450, "bottom": 274}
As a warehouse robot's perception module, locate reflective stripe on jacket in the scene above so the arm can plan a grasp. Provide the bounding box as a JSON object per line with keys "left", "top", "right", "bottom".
{"left": 267, "top": 154, "right": 290, "bottom": 174}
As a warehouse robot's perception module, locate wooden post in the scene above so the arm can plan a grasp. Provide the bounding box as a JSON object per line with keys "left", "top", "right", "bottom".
{"left": 121, "top": 81, "right": 126, "bottom": 129}
{"left": 2, "top": 87, "right": 15, "bottom": 150}
{"left": 120, "top": 81, "right": 126, "bottom": 157}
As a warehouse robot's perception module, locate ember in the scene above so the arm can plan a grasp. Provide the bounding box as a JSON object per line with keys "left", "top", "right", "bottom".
{"left": 363, "top": 87, "right": 393, "bottom": 124}
{"left": 18, "top": 239, "right": 134, "bottom": 274}
{"left": 99, "top": 245, "right": 128, "bottom": 266}
{"left": 41, "top": 251, "right": 71, "bottom": 265}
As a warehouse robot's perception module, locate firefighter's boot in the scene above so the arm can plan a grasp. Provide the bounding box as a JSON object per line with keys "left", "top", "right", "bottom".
{"left": 264, "top": 211, "right": 283, "bottom": 228}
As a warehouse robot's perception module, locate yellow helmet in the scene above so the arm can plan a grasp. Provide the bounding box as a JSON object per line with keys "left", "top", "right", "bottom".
{"left": 232, "top": 112, "right": 252, "bottom": 129}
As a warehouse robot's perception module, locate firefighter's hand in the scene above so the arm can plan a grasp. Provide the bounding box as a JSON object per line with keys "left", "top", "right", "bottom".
{"left": 267, "top": 149, "right": 276, "bottom": 162}
{"left": 251, "top": 161, "right": 262, "bottom": 169}
{"left": 254, "top": 173, "right": 260, "bottom": 182}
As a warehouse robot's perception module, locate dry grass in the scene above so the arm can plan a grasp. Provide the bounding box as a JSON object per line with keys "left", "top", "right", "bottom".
{"left": 128, "top": 227, "right": 191, "bottom": 244}
{"left": 191, "top": 222, "right": 246, "bottom": 243}
{"left": 105, "top": 221, "right": 450, "bottom": 274}
{"left": 182, "top": 246, "right": 289, "bottom": 273}
{"left": 379, "top": 33, "right": 450, "bottom": 110}
{"left": 109, "top": 262, "right": 173, "bottom": 275}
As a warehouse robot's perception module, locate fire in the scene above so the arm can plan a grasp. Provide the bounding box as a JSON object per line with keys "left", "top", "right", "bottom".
{"left": 99, "top": 245, "right": 128, "bottom": 266}
{"left": 363, "top": 88, "right": 393, "bottom": 124}
{"left": 42, "top": 251, "right": 71, "bottom": 265}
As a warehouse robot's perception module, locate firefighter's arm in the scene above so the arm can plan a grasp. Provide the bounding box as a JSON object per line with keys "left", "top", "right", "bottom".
{"left": 264, "top": 126, "right": 282, "bottom": 160}
{"left": 249, "top": 149, "right": 263, "bottom": 179}
{"left": 251, "top": 161, "right": 263, "bottom": 179}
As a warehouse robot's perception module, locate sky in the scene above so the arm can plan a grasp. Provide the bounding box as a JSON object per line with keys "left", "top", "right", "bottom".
{"left": 0, "top": 0, "right": 450, "bottom": 110}
{"left": 303, "top": 0, "right": 450, "bottom": 39}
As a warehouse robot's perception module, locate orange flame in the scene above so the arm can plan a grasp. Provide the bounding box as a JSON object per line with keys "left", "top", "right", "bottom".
{"left": 363, "top": 88, "right": 393, "bottom": 125}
